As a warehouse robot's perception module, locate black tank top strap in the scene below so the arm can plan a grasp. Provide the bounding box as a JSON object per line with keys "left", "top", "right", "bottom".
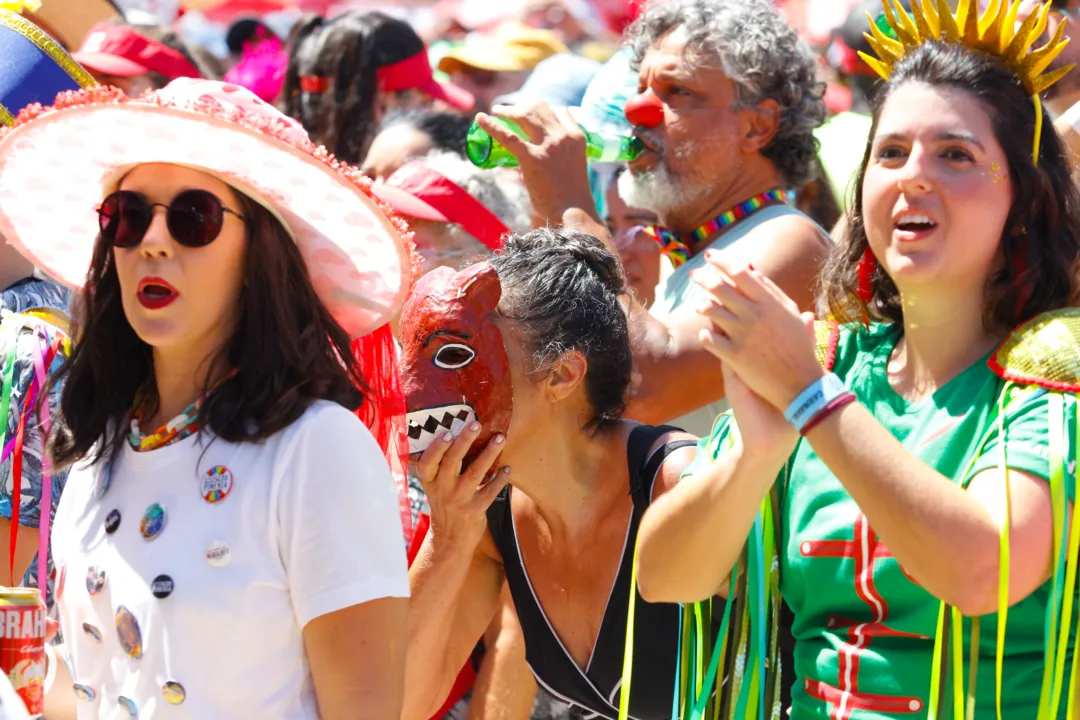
{"left": 486, "top": 484, "right": 511, "bottom": 548}
{"left": 626, "top": 423, "right": 688, "bottom": 507}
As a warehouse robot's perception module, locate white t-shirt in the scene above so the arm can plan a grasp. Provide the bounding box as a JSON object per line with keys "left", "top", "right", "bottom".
{"left": 51, "top": 400, "right": 409, "bottom": 719}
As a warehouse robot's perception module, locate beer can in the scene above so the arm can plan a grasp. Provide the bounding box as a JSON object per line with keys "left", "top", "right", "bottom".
{"left": 0, "top": 589, "right": 46, "bottom": 717}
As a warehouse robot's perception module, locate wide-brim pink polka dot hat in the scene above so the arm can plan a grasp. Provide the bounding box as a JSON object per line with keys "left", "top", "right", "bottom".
{"left": 0, "top": 78, "right": 417, "bottom": 338}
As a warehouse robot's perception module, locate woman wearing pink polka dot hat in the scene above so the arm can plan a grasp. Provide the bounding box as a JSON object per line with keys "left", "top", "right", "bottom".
{"left": 0, "top": 79, "right": 417, "bottom": 718}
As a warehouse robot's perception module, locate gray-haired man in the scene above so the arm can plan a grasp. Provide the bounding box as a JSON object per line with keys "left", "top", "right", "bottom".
{"left": 481, "top": 0, "right": 832, "bottom": 435}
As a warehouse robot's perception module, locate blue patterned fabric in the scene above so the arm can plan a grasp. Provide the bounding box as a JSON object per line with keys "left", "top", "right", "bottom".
{"left": 0, "top": 279, "right": 71, "bottom": 608}
{"left": 0, "top": 277, "right": 70, "bottom": 316}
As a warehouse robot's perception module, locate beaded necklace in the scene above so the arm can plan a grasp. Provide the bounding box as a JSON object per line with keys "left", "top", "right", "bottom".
{"left": 643, "top": 188, "right": 787, "bottom": 268}
{"left": 127, "top": 369, "right": 237, "bottom": 452}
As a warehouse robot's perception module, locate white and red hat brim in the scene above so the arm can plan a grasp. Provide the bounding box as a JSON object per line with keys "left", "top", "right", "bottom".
{"left": 0, "top": 80, "right": 417, "bottom": 338}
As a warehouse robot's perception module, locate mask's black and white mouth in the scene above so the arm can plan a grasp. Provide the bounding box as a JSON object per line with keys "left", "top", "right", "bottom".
{"left": 406, "top": 404, "right": 477, "bottom": 455}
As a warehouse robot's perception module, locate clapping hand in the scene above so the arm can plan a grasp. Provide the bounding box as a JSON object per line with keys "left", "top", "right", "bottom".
{"left": 692, "top": 253, "right": 823, "bottom": 456}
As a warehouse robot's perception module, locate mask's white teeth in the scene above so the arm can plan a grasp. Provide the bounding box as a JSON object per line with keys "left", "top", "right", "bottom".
{"left": 406, "top": 404, "right": 477, "bottom": 455}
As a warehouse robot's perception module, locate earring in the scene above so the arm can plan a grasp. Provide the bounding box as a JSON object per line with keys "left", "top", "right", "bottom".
{"left": 858, "top": 248, "right": 875, "bottom": 304}
{"left": 857, "top": 248, "right": 875, "bottom": 327}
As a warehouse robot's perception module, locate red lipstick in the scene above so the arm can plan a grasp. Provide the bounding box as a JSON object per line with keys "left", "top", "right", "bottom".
{"left": 136, "top": 277, "right": 179, "bottom": 310}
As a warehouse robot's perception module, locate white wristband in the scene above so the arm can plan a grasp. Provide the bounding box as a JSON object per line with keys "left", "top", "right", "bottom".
{"left": 784, "top": 373, "right": 848, "bottom": 431}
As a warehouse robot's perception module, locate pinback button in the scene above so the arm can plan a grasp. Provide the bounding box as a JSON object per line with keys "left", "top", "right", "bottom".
{"left": 73, "top": 684, "right": 96, "bottom": 702}
{"left": 204, "top": 541, "right": 230, "bottom": 567}
{"left": 86, "top": 566, "right": 105, "bottom": 596}
{"left": 82, "top": 622, "right": 102, "bottom": 643}
{"left": 105, "top": 509, "right": 121, "bottom": 534}
{"left": 201, "top": 465, "right": 233, "bottom": 503}
{"left": 115, "top": 606, "right": 143, "bottom": 659}
{"left": 140, "top": 503, "right": 166, "bottom": 541}
{"left": 162, "top": 681, "right": 186, "bottom": 705}
{"left": 118, "top": 695, "right": 139, "bottom": 716}
{"left": 151, "top": 574, "right": 174, "bottom": 599}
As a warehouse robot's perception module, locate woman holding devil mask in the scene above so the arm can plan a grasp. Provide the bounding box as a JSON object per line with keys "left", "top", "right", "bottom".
{"left": 399, "top": 228, "right": 724, "bottom": 720}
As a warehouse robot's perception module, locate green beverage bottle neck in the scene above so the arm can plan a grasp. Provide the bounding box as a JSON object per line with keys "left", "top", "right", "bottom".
{"left": 466, "top": 118, "right": 641, "bottom": 169}
{"left": 582, "top": 128, "right": 641, "bottom": 163}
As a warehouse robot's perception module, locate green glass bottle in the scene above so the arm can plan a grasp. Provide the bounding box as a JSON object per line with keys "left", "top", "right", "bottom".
{"left": 466, "top": 118, "right": 644, "bottom": 169}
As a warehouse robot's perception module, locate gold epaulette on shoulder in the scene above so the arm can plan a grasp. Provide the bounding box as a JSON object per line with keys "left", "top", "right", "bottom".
{"left": 814, "top": 320, "right": 840, "bottom": 371}
{"left": 989, "top": 308, "right": 1080, "bottom": 392}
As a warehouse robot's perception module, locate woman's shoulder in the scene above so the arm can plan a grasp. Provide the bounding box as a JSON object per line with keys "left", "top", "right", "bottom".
{"left": 291, "top": 399, "right": 366, "bottom": 426}
{"left": 275, "top": 400, "right": 383, "bottom": 463}
{"left": 625, "top": 422, "right": 699, "bottom": 497}
{"left": 988, "top": 308, "right": 1080, "bottom": 393}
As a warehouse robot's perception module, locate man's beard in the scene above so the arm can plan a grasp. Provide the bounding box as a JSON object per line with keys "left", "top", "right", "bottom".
{"left": 618, "top": 162, "right": 710, "bottom": 223}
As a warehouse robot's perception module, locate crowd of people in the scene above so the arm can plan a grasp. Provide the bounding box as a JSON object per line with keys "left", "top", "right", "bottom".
{"left": 0, "top": 0, "right": 1079, "bottom": 718}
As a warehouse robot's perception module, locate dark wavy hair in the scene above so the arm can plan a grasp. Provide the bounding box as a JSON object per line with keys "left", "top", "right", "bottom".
{"left": 282, "top": 11, "right": 426, "bottom": 165}
{"left": 821, "top": 41, "right": 1080, "bottom": 332}
{"left": 50, "top": 191, "right": 367, "bottom": 468}
{"left": 489, "top": 228, "right": 632, "bottom": 432}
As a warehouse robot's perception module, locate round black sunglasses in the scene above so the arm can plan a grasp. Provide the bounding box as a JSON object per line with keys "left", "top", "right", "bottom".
{"left": 98, "top": 189, "right": 246, "bottom": 249}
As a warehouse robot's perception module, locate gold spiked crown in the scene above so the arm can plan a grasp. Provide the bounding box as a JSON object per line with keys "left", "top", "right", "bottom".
{"left": 860, "top": 0, "right": 1074, "bottom": 97}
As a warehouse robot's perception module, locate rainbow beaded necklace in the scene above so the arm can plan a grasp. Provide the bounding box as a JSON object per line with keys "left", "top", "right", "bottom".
{"left": 128, "top": 369, "right": 237, "bottom": 452}
{"left": 643, "top": 188, "right": 787, "bottom": 268}
{"left": 128, "top": 395, "right": 205, "bottom": 452}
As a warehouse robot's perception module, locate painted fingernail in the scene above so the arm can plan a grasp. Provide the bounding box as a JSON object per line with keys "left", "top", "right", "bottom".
{"left": 494, "top": 434, "right": 505, "bottom": 444}
{"left": 442, "top": 432, "right": 454, "bottom": 442}
{"left": 747, "top": 263, "right": 756, "bottom": 271}
{"left": 469, "top": 422, "right": 481, "bottom": 432}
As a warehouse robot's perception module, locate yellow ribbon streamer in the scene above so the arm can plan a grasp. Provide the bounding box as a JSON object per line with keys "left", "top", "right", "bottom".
{"left": 0, "top": 1, "right": 42, "bottom": 12}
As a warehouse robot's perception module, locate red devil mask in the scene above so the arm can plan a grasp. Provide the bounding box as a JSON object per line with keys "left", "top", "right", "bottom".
{"left": 399, "top": 262, "right": 513, "bottom": 463}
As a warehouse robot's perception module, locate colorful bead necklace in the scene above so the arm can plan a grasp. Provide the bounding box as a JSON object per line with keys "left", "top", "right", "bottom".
{"left": 644, "top": 188, "right": 788, "bottom": 268}
{"left": 128, "top": 369, "right": 237, "bottom": 452}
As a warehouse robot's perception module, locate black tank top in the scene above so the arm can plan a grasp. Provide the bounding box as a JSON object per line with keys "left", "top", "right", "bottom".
{"left": 486, "top": 424, "right": 702, "bottom": 720}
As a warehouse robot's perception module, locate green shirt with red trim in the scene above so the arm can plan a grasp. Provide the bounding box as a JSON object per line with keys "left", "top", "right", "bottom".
{"left": 688, "top": 321, "right": 1077, "bottom": 719}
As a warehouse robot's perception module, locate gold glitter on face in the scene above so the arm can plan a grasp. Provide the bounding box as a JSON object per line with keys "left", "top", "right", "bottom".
{"left": 990, "top": 162, "right": 1007, "bottom": 185}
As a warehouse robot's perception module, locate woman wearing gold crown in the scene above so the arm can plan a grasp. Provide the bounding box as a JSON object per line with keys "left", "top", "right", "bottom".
{"left": 631, "top": 1, "right": 1080, "bottom": 718}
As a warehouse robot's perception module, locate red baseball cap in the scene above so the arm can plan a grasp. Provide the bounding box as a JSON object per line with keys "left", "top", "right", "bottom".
{"left": 303, "top": 47, "right": 473, "bottom": 110}
{"left": 73, "top": 23, "right": 202, "bottom": 81}
{"left": 372, "top": 163, "right": 509, "bottom": 250}
{"left": 379, "top": 48, "right": 474, "bottom": 111}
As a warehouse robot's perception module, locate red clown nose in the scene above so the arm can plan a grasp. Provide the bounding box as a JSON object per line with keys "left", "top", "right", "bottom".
{"left": 624, "top": 92, "right": 664, "bottom": 128}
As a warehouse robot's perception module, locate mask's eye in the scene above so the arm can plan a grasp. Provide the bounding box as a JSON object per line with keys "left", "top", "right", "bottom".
{"left": 433, "top": 343, "right": 476, "bottom": 370}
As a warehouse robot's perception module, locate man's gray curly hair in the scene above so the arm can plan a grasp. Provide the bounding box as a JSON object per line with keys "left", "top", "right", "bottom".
{"left": 625, "top": 0, "right": 826, "bottom": 189}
